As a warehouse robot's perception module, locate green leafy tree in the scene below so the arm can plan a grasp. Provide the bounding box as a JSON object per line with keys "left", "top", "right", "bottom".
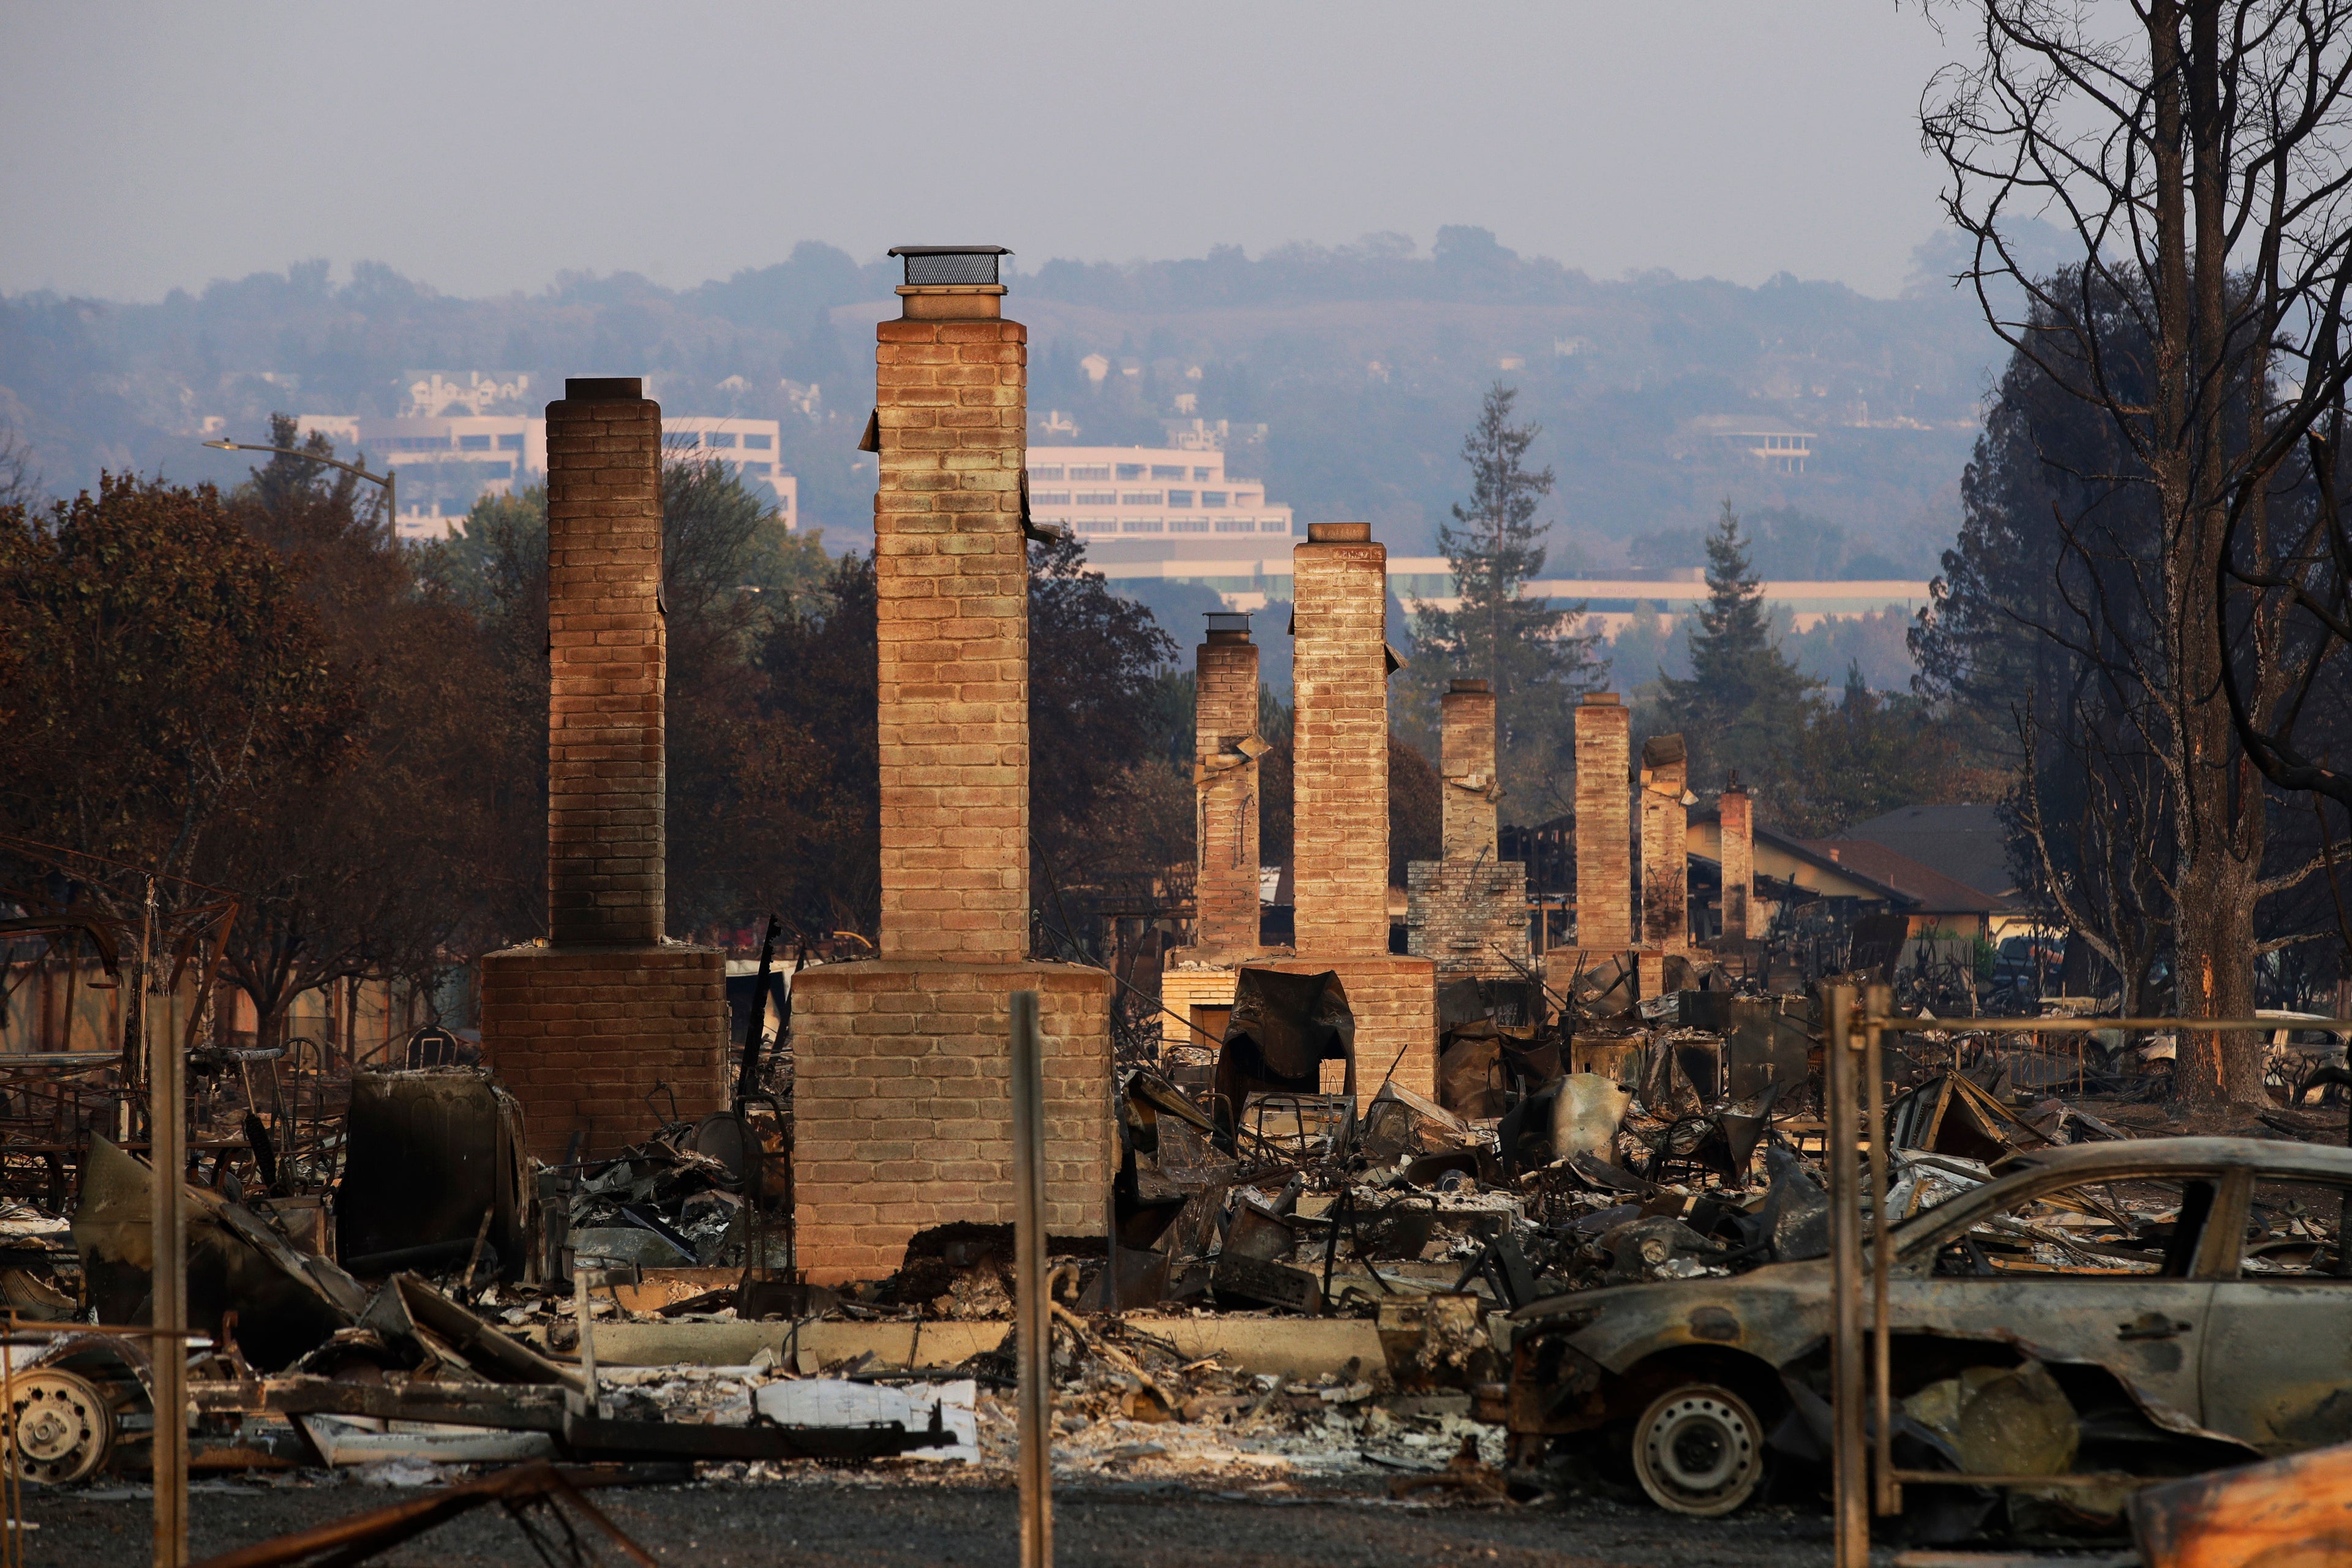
{"left": 1779, "top": 663, "right": 1962, "bottom": 837}
{"left": 1658, "top": 502, "right": 1820, "bottom": 796}
{"left": 1402, "top": 384, "right": 1601, "bottom": 822}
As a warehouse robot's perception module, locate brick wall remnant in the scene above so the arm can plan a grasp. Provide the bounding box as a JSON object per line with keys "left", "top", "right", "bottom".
{"left": 1720, "top": 779, "right": 1757, "bottom": 940}
{"left": 1640, "top": 732, "right": 1689, "bottom": 957}
{"left": 1194, "top": 614, "right": 1262, "bottom": 954}
{"left": 1574, "top": 694, "right": 1632, "bottom": 949}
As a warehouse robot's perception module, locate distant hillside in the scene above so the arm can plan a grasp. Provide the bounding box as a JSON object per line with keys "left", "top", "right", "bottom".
{"left": 0, "top": 230, "right": 2002, "bottom": 572}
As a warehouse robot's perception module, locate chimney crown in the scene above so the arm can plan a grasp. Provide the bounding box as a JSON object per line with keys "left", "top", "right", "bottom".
{"left": 563, "top": 377, "right": 644, "bottom": 401}
{"left": 1581, "top": 691, "right": 1623, "bottom": 706}
{"left": 1306, "top": 522, "right": 1372, "bottom": 543}
{"left": 1448, "top": 678, "right": 1492, "bottom": 694}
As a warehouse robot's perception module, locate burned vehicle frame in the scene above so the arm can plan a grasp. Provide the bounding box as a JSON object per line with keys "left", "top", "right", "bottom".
{"left": 1502, "top": 1138, "right": 2352, "bottom": 1521}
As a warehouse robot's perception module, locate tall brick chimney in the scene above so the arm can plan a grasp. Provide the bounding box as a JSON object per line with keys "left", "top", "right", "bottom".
{"left": 869, "top": 252, "right": 1029, "bottom": 959}
{"left": 1572, "top": 693, "right": 1632, "bottom": 949}
{"left": 480, "top": 378, "right": 726, "bottom": 1161}
{"left": 789, "top": 248, "right": 1113, "bottom": 1285}
{"left": 546, "top": 379, "right": 665, "bottom": 946}
{"left": 1640, "top": 733, "right": 1689, "bottom": 957}
{"left": 1719, "top": 778, "right": 1757, "bottom": 940}
{"left": 1252, "top": 522, "right": 1437, "bottom": 1097}
{"left": 1440, "top": 680, "right": 1498, "bottom": 863}
{"left": 1291, "top": 523, "right": 1389, "bottom": 956}
{"left": 1193, "top": 612, "right": 1261, "bottom": 953}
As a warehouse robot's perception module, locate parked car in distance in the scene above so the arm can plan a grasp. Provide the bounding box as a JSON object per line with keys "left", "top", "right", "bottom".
{"left": 1501, "top": 1138, "right": 2352, "bottom": 1518}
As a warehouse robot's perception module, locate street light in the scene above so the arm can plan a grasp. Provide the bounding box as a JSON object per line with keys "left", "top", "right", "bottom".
{"left": 201, "top": 438, "right": 396, "bottom": 528}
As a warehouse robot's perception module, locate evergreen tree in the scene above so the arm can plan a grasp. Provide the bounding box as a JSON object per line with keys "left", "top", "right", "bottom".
{"left": 1402, "top": 384, "right": 1601, "bottom": 822}
{"left": 1658, "top": 501, "right": 1819, "bottom": 796}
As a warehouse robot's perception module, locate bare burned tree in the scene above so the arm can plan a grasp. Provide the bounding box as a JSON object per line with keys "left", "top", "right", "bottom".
{"left": 1925, "top": 0, "right": 2352, "bottom": 1103}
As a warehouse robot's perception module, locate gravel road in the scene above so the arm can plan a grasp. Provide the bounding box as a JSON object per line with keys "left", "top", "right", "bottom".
{"left": 24, "top": 1470, "right": 1836, "bottom": 1567}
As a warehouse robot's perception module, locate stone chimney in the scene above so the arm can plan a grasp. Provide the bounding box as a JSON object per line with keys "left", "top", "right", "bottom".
{"left": 1440, "top": 680, "right": 1497, "bottom": 863}
{"left": 1573, "top": 693, "right": 1632, "bottom": 949}
{"left": 479, "top": 378, "right": 726, "bottom": 1160}
{"left": 546, "top": 379, "right": 665, "bottom": 946}
{"left": 1193, "top": 612, "right": 1261, "bottom": 953}
{"left": 1290, "top": 522, "right": 1389, "bottom": 956}
{"left": 1640, "top": 733, "right": 1688, "bottom": 956}
{"left": 871, "top": 250, "right": 1028, "bottom": 960}
{"left": 789, "top": 248, "right": 1113, "bottom": 1285}
{"left": 1719, "top": 777, "right": 1757, "bottom": 940}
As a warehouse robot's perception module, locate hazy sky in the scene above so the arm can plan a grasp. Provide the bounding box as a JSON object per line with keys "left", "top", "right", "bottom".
{"left": 3, "top": 4, "right": 1963, "bottom": 303}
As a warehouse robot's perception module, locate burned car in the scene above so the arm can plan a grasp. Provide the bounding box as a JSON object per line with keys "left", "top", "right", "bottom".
{"left": 1502, "top": 1138, "right": 2352, "bottom": 1518}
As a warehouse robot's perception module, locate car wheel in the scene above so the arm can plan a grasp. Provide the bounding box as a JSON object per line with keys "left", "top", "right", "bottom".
{"left": 1631, "top": 1383, "right": 1763, "bottom": 1517}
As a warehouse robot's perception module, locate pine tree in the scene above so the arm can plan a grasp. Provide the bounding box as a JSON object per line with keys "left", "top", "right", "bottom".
{"left": 1658, "top": 501, "right": 1819, "bottom": 796}
{"left": 1402, "top": 384, "right": 1601, "bottom": 821}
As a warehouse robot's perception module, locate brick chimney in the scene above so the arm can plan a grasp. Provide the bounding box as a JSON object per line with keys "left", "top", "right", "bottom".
{"left": 1719, "top": 778, "right": 1757, "bottom": 940}
{"left": 1290, "top": 522, "right": 1389, "bottom": 956}
{"left": 479, "top": 378, "right": 726, "bottom": 1161}
{"left": 1440, "top": 679, "right": 1497, "bottom": 863}
{"left": 1250, "top": 522, "right": 1436, "bottom": 1098}
{"left": 871, "top": 250, "right": 1028, "bottom": 960}
{"left": 788, "top": 248, "right": 1113, "bottom": 1285}
{"left": 546, "top": 379, "right": 665, "bottom": 945}
{"left": 1640, "top": 733, "right": 1688, "bottom": 956}
{"left": 1573, "top": 693, "right": 1632, "bottom": 949}
{"left": 1193, "top": 612, "right": 1261, "bottom": 953}
{"left": 1403, "top": 677, "right": 1528, "bottom": 982}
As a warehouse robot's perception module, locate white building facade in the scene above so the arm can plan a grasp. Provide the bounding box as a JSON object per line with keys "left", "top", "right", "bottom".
{"left": 1025, "top": 446, "right": 1292, "bottom": 542}
{"left": 295, "top": 411, "right": 797, "bottom": 540}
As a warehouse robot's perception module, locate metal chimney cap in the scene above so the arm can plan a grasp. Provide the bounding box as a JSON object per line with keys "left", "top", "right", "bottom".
{"left": 1204, "top": 610, "right": 1253, "bottom": 640}
{"left": 889, "top": 247, "right": 1012, "bottom": 288}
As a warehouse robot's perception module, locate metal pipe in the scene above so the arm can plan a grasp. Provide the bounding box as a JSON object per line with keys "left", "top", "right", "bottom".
{"left": 148, "top": 875, "right": 187, "bottom": 1568}
{"left": 1863, "top": 981, "right": 1897, "bottom": 1518}
{"left": 1010, "top": 990, "right": 1053, "bottom": 1568}
{"left": 1824, "top": 984, "right": 1866, "bottom": 1568}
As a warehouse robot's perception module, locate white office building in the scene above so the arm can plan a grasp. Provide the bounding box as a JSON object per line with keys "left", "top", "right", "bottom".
{"left": 294, "top": 411, "right": 798, "bottom": 540}
{"left": 1026, "top": 446, "right": 1292, "bottom": 544}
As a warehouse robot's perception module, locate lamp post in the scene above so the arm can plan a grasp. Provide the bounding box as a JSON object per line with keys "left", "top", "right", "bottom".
{"left": 201, "top": 438, "right": 396, "bottom": 528}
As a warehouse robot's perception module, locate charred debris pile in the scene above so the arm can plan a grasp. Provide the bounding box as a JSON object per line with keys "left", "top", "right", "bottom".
{"left": 0, "top": 969, "right": 2337, "bottom": 1493}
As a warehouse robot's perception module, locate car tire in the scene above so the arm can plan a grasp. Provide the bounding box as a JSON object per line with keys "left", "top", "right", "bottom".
{"left": 1631, "top": 1382, "right": 1763, "bottom": 1517}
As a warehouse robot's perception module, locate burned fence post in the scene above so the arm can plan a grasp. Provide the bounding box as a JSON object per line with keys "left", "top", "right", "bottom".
{"left": 1010, "top": 989, "right": 1053, "bottom": 1568}
{"left": 1824, "top": 983, "right": 1868, "bottom": 1568}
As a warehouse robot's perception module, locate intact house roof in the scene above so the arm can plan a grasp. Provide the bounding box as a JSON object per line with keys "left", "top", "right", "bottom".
{"left": 1792, "top": 835, "right": 2000, "bottom": 917}
{"left": 1836, "top": 803, "right": 2022, "bottom": 907}
{"left": 1687, "top": 808, "right": 1999, "bottom": 918}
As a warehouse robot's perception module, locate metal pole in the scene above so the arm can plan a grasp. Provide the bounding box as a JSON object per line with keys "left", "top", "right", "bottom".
{"left": 1824, "top": 983, "right": 1866, "bottom": 1568}
{"left": 1864, "top": 982, "right": 1898, "bottom": 1518}
{"left": 148, "top": 876, "right": 187, "bottom": 1568}
{"left": 1010, "top": 991, "right": 1053, "bottom": 1568}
